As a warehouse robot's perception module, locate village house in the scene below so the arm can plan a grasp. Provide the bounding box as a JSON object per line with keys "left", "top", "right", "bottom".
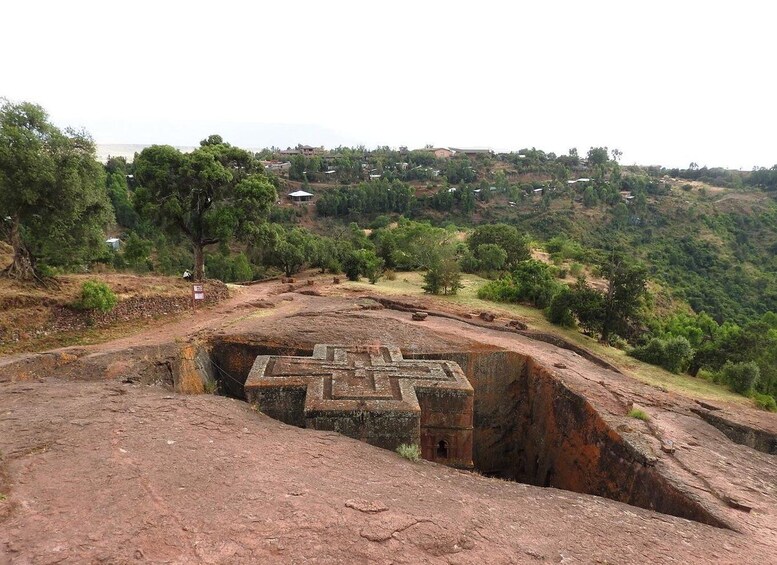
{"left": 433, "top": 147, "right": 455, "bottom": 159}
{"left": 279, "top": 144, "right": 325, "bottom": 157}
{"left": 261, "top": 160, "right": 291, "bottom": 177}
{"left": 288, "top": 190, "right": 313, "bottom": 203}
{"left": 451, "top": 148, "right": 493, "bottom": 157}
{"left": 415, "top": 147, "right": 455, "bottom": 159}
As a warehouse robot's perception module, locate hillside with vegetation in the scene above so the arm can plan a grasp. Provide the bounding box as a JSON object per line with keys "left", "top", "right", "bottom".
{"left": 2, "top": 100, "right": 777, "bottom": 410}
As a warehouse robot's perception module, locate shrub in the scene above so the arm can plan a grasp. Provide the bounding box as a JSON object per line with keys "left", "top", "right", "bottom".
{"left": 423, "top": 258, "right": 462, "bottom": 295}
{"left": 570, "top": 262, "right": 584, "bottom": 277}
{"left": 546, "top": 288, "right": 576, "bottom": 327}
{"left": 324, "top": 257, "right": 342, "bottom": 275}
{"left": 342, "top": 251, "right": 364, "bottom": 281}
{"left": 396, "top": 443, "right": 421, "bottom": 462}
{"left": 205, "top": 252, "right": 253, "bottom": 283}
{"left": 628, "top": 408, "right": 650, "bottom": 421}
{"left": 77, "top": 281, "right": 118, "bottom": 312}
{"left": 459, "top": 251, "right": 480, "bottom": 274}
{"left": 751, "top": 392, "right": 777, "bottom": 412}
{"left": 662, "top": 336, "right": 694, "bottom": 373}
{"left": 477, "top": 277, "right": 519, "bottom": 302}
{"left": 511, "top": 260, "right": 561, "bottom": 308}
{"left": 478, "top": 260, "right": 560, "bottom": 308}
{"left": 629, "top": 336, "right": 694, "bottom": 374}
{"left": 474, "top": 243, "right": 507, "bottom": 273}
{"left": 722, "top": 361, "right": 760, "bottom": 394}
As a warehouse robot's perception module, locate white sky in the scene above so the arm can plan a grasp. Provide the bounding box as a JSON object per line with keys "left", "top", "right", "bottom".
{"left": 2, "top": 0, "right": 775, "bottom": 168}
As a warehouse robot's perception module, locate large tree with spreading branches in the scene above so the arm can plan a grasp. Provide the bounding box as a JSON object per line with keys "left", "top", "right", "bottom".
{"left": 0, "top": 100, "right": 111, "bottom": 282}
{"left": 133, "top": 136, "right": 276, "bottom": 280}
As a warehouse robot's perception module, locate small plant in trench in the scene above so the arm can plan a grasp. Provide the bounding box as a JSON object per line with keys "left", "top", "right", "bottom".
{"left": 396, "top": 443, "right": 421, "bottom": 462}
{"left": 628, "top": 407, "right": 650, "bottom": 421}
{"left": 203, "top": 379, "right": 218, "bottom": 394}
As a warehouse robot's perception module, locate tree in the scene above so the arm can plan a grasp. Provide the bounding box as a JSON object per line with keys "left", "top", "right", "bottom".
{"left": 343, "top": 249, "right": 366, "bottom": 281}
{"left": 546, "top": 287, "right": 576, "bottom": 327}
{"left": 722, "top": 361, "right": 760, "bottom": 394}
{"left": 267, "top": 227, "right": 310, "bottom": 276}
{"left": 599, "top": 255, "right": 648, "bottom": 342}
{"left": 423, "top": 256, "right": 462, "bottom": 295}
{"left": 510, "top": 259, "right": 561, "bottom": 308}
{"left": 583, "top": 186, "right": 599, "bottom": 207}
{"left": 475, "top": 243, "right": 507, "bottom": 274}
{"left": 106, "top": 171, "right": 139, "bottom": 229}
{"left": 468, "top": 224, "right": 529, "bottom": 267}
{"left": 0, "top": 100, "right": 112, "bottom": 281}
{"left": 134, "top": 139, "right": 276, "bottom": 280}
{"left": 122, "top": 232, "right": 153, "bottom": 271}
{"left": 587, "top": 147, "right": 609, "bottom": 167}
{"left": 373, "top": 229, "right": 397, "bottom": 270}
{"left": 361, "top": 250, "right": 384, "bottom": 284}
{"left": 568, "top": 278, "right": 606, "bottom": 336}
{"left": 612, "top": 202, "right": 629, "bottom": 227}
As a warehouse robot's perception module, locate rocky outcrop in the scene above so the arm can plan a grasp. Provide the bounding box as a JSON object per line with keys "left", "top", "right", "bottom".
{"left": 412, "top": 349, "right": 729, "bottom": 528}
{"left": 691, "top": 408, "right": 777, "bottom": 455}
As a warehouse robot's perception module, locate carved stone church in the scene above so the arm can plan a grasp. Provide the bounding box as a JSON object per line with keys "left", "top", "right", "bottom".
{"left": 244, "top": 344, "right": 474, "bottom": 468}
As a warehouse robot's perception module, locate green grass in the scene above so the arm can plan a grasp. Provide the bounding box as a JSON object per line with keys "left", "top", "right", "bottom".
{"left": 346, "top": 271, "right": 748, "bottom": 404}
{"left": 395, "top": 443, "right": 421, "bottom": 462}
{"left": 628, "top": 408, "right": 650, "bottom": 421}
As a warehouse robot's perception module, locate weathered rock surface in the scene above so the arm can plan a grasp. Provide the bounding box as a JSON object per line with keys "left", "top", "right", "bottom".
{"left": 0, "top": 380, "right": 767, "bottom": 564}
{"left": 1, "top": 278, "right": 775, "bottom": 563}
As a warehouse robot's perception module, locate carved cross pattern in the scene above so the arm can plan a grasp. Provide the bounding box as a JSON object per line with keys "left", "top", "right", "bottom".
{"left": 246, "top": 344, "right": 470, "bottom": 413}
{"left": 244, "top": 343, "right": 474, "bottom": 468}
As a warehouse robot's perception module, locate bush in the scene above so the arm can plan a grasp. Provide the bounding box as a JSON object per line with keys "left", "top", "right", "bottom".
{"left": 479, "top": 260, "right": 561, "bottom": 308}
{"left": 629, "top": 336, "right": 694, "bottom": 374}
{"left": 423, "top": 259, "right": 462, "bottom": 295}
{"left": 205, "top": 252, "right": 254, "bottom": 283}
{"left": 751, "top": 392, "right": 777, "bottom": 412}
{"left": 342, "top": 251, "right": 364, "bottom": 281}
{"left": 570, "top": 262, "right": 584, "bottom": 277}
{"left": 546, "top": 288, "right": 576, "bottom": 327}
{"left": 459, "top": 250, "right": 480, "bottom": 274}
{"left": 628, "top": 408, "right": 650, "bottom": 421}
{"left": 474, "top": 243, "right": 507, "bottom": 273}
{"left": 395, "top": 443, "right": 421, "bottom": 462}
{"left": 477, "top": 277, "right": 519, "bottom": 302}
{"left": 722, "top": 361, "right": 760, "bottom": 394}
{"left": 77, "top": 281, "right": 118, "bottom": 312}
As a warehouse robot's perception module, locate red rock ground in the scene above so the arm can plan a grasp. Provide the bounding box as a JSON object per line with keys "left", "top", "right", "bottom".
{"left": 1, "top": 276, "right": 775, "bottom": 564}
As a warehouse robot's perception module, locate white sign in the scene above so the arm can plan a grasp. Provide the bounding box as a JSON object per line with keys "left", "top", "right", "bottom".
{"left": 193, "top": 284, "right": 205, "bottom": 301}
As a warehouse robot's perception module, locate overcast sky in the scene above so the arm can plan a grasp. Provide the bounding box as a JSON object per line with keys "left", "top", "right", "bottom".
{"left": 3, "top": 0, "right": 775, "bottom": 168}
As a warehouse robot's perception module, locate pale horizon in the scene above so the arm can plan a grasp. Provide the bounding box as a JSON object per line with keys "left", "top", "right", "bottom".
{"left": 4, "top": 0, "right": 776, "bottom": 170}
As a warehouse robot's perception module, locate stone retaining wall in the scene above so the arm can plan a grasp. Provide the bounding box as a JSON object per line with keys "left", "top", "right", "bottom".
{"left": 47, "top": 282, "right": 228, "bottom": 335}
